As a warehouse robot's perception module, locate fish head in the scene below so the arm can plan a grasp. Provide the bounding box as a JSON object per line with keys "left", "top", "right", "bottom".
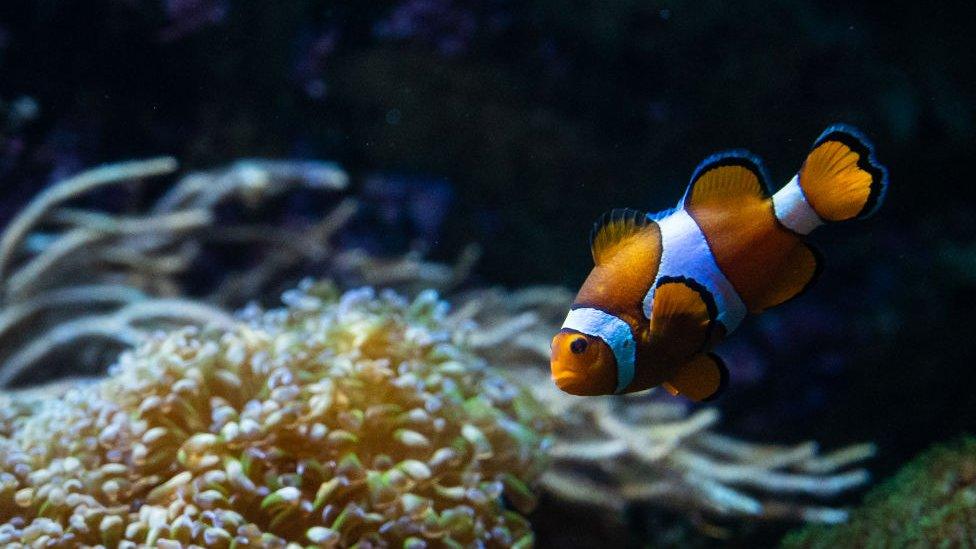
{"left": 550, "top": 329, "right": 617, "bottom": 395}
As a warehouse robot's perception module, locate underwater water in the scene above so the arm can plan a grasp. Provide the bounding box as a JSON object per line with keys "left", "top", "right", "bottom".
{"left": 0, "top": 1, "right": 974, "bottom": 547}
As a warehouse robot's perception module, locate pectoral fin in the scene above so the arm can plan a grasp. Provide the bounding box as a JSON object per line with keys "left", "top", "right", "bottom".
{"left": 664, "top": 352, "right": 729, "bottom": 402}
{"left": 649, "top": 276, "right": 716, "bottom": 361}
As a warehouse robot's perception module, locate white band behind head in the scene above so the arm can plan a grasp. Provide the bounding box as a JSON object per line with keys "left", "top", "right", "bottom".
{"left": 772, "top": 175, "right": 823, "bottom": 235}
{"left": 645, "top": 209, "right": 747, "bottom": 334}
{"left": 561, "top": 307, "right": 636, "bottom": 394}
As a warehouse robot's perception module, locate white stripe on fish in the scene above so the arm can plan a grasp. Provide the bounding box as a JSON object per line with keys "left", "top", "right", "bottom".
{"left": 561, "top": 307, "right": 636, "bottom": 393}
{"left": 644, "top": 209, "right": 747, "bottom": 334}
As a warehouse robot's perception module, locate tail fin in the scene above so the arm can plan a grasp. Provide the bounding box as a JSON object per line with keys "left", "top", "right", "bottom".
{"left": 796, "top": 124, "right": 888, "bottom": 222}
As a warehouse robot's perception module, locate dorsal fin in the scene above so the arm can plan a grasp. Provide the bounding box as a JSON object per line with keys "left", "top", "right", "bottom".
{"left": 682, "top": 151, "right": 771, "bottom": 209}
{"left": 590, "top": 208, "right": 651, "bottom": 264}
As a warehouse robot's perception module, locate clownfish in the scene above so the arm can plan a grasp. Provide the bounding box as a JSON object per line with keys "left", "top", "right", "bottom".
{"left": 550, "top": 125, "right": 887, "bottom": 401}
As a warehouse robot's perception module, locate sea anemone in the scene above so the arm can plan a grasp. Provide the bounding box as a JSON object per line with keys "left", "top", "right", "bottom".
{"left": 783, "top": 436, "right": 976, "bottom": 548}
{"left": 0, "top": 281, "right": 549, "bottom": 547}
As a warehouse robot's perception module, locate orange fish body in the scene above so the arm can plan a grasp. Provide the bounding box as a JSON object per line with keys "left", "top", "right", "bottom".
{"left": 551, "top": 126, "right": 887, "bottom": 400}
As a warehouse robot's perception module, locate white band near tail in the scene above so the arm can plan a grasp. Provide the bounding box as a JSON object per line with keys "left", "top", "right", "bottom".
{"left": 561, "top": 307, "right": 636, "bottom": 394}
{"left": 772, "top": 175, "right": 824, "bottom": 235}
{"left": 645, "top": 209, "right": 748, "bottom": 334}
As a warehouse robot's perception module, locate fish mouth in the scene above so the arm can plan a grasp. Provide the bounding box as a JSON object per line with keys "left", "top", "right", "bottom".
{"left": 552, "top": 367, "right": 598, "bottom": 396}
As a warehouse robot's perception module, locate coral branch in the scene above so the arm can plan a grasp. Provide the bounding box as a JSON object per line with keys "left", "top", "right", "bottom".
{"left": 152, "top": 159, "right": 348, "bottom": 213}
{"left": 209, "top": 198, "right": 359, "bottom": 305}
{"left": 6, "top": 209, "right": 212, "bottom": 301}
{"left": 0, "top": 157, "right": 179, "bottom": 296}
{"left": 0, "top": 159, "right": 355, "bottom": 387}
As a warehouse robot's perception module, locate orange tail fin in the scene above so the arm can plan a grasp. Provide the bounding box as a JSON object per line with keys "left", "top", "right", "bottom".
{"left": 795, "top": 124, "right": 888, "bottom": 222}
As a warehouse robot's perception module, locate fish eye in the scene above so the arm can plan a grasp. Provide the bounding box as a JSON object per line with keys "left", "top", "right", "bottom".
{"left": 570, "top": 337, "right": 588, "bottom": 354}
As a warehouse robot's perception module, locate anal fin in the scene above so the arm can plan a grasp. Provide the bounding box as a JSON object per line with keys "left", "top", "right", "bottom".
{"left": 665, "top": 352, "right": 729, "bottom": 402}
{"left": 750, "top": 242, "right": 823, "bottom": 313}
